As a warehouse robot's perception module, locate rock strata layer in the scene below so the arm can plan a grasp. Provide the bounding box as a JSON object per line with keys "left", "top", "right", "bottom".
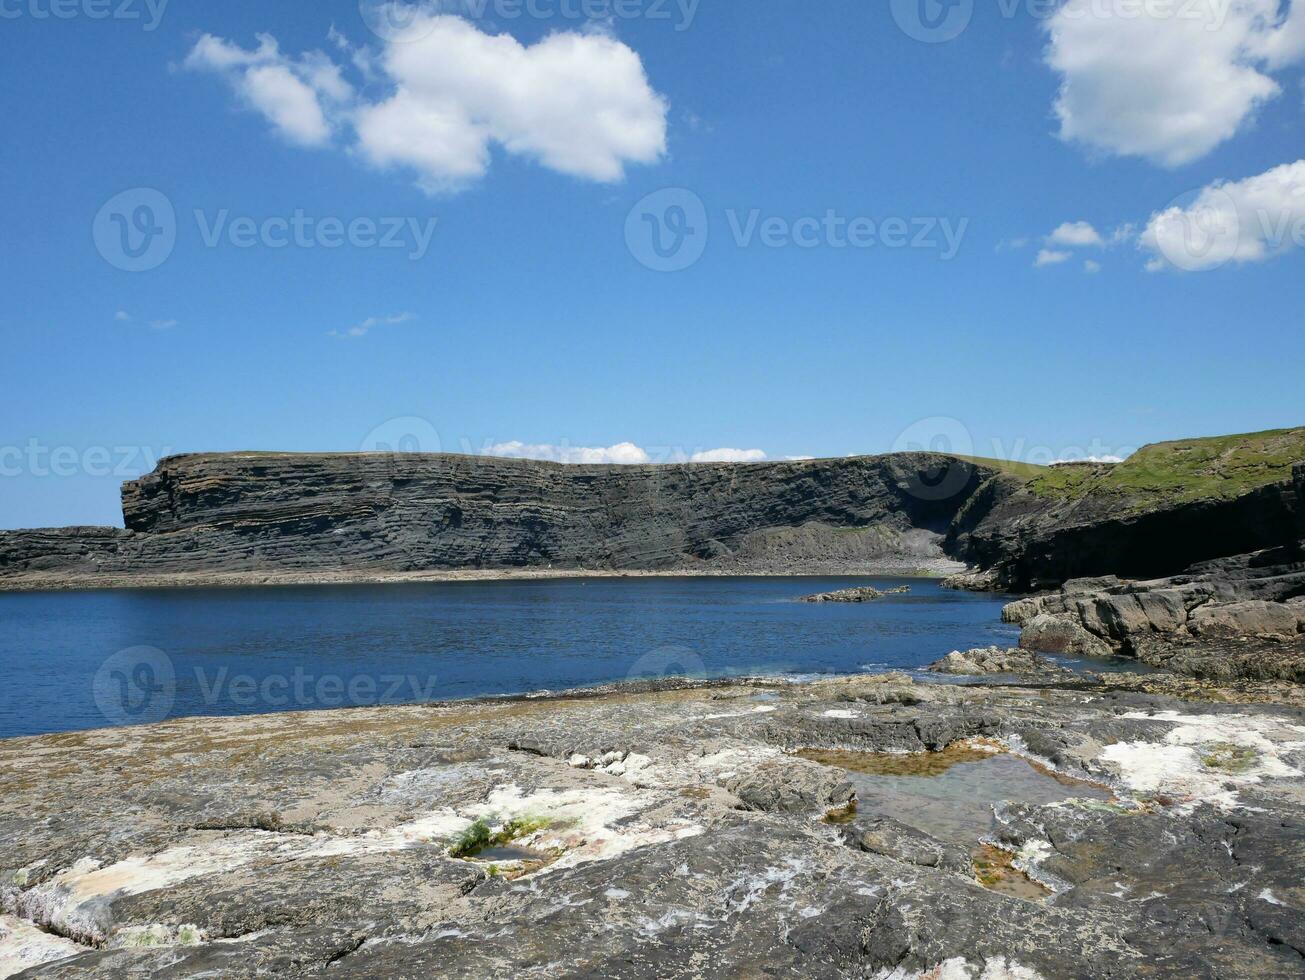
{"left": 0, "top": 452, "right": 998, "bottom": 580}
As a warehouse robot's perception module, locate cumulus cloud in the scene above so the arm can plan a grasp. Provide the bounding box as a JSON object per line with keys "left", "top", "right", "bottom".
{"left": 480, "top": 442, "right": 771, "bottom": 465}
{"left": 1140, "top": 159, "right": 1305, "bottom": 271}
{"left": 1047, "top": 221, "right": 1105, "bottom": 247}
{"left": 484, "top": 441, "right": 653, "bottom": 465}
{"left": 186, "top": 12, "right": 668, "bottom": 191}
{"left": 328, "top": 311, "right": 415, "bottom": 339}
{"left": 1052, "top": 454, "right": 1125, "bottom": 464}
{"left": 688, "top": 448, "right": 767, "bottom": 463}
{"left": 186, "top": 34, "right": 344, "bottom": 147}
{"left": 1045, "top": 0, "right": 1305, "bottom": 166}
{"left": 1034, "top": 248, "right": 1072, "bottom": 267}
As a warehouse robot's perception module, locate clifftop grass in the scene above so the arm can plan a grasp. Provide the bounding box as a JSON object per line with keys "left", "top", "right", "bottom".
{"left": 1023, "top": 427, "right": 1305, "bottom": 507}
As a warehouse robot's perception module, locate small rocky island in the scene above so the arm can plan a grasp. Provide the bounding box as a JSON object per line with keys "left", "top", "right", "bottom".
{"left": 799, "top": 586, "right": 911, "bottom": 603}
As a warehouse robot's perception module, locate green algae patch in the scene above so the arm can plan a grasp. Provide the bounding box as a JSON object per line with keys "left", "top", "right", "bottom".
{"left": 797, "top": 744, "right": 999, "bottom": 779}
{"left": 450, "top": 815, "right": 556, "bottom": 859}
{"left": 1201, "top": 743, "right": 1259, "bottom": 774}
{"left": 972, "top": 844, "right": 1052, "bottom": 902}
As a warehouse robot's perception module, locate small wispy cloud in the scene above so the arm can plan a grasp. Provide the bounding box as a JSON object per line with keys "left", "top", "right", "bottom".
{"left": 1047, "top": 221, "right": 1105, "bottom": 248}
{"left": 329, "top": 311, "right": 415, "bottom": 339}
{"left": 115, "top": 311, "right": 177, "bottom": 330}
{"left": 1034, "top": 248, "right": 1072, "bottom": 267}
{"left": 1084, "top": 259, "right": 1102, "bottom": 274}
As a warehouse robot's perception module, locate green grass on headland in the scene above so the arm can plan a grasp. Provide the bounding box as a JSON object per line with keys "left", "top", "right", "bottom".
{"left": 1023, "top": 427, "right": 1305, "bottom": 506}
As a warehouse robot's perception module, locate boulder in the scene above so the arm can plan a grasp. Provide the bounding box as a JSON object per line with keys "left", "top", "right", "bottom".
{"left": 1019, "top": 614, "right": 1113, "bottom": 660}
{"left": 928, "top": 647, "right": 1069, "bottom": 676}
{"left": 1188, "top": 600, "right": 1302, "bottom": 641}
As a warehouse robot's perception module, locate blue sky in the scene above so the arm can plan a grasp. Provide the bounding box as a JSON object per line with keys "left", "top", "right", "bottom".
{"left": 2, "top": 0, "right": 1304, "bottom": 528}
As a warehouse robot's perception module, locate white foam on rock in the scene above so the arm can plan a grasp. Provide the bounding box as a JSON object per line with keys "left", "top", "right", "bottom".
{"left": 872, "top": 957, "right": 1047, "bottom": 979}
{"left": 15, "top": 808, "right": 474, "bottom": 944}
{"left": 1099, "top": 711, "right": 1305, "bottom": 810}
{"left": 0, "top": 914, "right": 84, "bottom": 978}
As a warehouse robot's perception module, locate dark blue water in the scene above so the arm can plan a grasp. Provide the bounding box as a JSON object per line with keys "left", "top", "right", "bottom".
{"left": 0, "top": 576, "right": 1023, "bottom": 739}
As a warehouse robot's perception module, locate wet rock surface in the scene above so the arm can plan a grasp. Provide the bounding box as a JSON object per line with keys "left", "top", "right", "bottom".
{"left": 3, "top": 673, "right": 1305, "bottom": 978}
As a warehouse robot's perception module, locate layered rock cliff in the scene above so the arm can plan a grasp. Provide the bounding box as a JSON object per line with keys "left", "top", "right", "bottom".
{"left": 2, "top": 428, "right": 1303, "bottom": 594}
{"left": 0, "top": 451, "right": 1001, "bottom": 578}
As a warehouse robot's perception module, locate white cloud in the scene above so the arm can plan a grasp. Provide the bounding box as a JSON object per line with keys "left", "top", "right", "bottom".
{"left": 1035, "top": 248, "right": 1072, "bottom": 267}
{"left": 1084, "top": 259, "right": 1102, "bottom": 273}
{"left": 1047, "top": 221, "right": 1104, "bottom": 247}
{"left": 1140, "top": 159, "right": 1305, "bottom": 271}
{"left": 689, "top": 448, "right": 767, "bottom": 463}
{"left": 114, "top": 311, "right": 177, "bottom": 329}
{"left": 328, "top": 311, "right": 415, "bottom": 339}
{"left": 479, "top": 442, "right": 771, "bottom": 465}
{"left": 484, "top": 441, "right": 652, "bottom": 465}
{"left": 1052, "top": 454, "right": 1124, "bottom": 464}
{"left": 785, "top": 455, "right": 816, "bottom": 461}
{"left": 186, "top": 13, "right": 668, "bottom": 192}
{"left": 1044, "top": 0, "right": 1305, "bottom": 167}
{"left": 186, "top": 34, "right": 342, "bottom": 147}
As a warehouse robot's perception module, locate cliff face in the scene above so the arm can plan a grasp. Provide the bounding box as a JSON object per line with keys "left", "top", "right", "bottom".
{"left": 0, "top": 452, "right": 1000, "bottom": 577}
{"left": 951, "top": 458, "right": 1305, "bottom": 591}
{"left": 4, "top": 432, "right": 1303, "bottom": 589}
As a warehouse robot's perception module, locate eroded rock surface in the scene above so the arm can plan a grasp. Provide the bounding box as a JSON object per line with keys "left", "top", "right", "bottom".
{"left": 3, "top": 674, "right": 1304, "bottom": 978}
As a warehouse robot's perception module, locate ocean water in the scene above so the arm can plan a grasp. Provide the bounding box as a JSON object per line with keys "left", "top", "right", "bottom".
{"left": 0, "top": 576, "right": 1029, "bottom": 739}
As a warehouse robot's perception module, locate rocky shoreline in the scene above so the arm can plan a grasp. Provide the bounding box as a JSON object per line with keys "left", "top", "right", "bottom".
{"left": 0, "top": 559, "right": 965, "bottom": 595}
{"left": 3, "top": 670, "right": 1304, "bottom": 978}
